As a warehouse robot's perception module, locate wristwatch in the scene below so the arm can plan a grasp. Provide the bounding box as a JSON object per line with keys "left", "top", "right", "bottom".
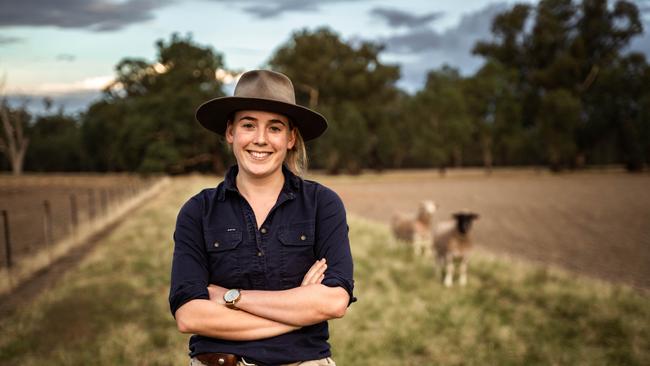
{"left": 223, "top": 289, "right": 242, "bottom": 309}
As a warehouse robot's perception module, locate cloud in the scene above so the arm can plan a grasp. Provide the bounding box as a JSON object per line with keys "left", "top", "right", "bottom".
{"left": 56, "top": 54, "right": 77, "bottom": 62}
{"left": 0, "top": 0, "right": 173, "bottom": 32}
{"left": 371, "top": 7, "right": 443, "bottom": 28}
{"left": 379, "top": 3, "right": 507, "bottom": 54}
{"left": 206, "top": 0, "right": 367, "bottom": 18}
{"left": 375, "top": 3, "right": 509, "bottom": 92}
{"left": 242, "top": 0, "right": 318, "bottom": 18}
{"left": 4, "top": 90, "right": 103, "bottom": 115}
{"left": 5, "top": 75, "right": 115, "bottom": 95}
{"left": 4, "top": 76, "right": 114, "bottom": 114}
{"left": 0, "top": 35, "right": 24, "bottom": 45}
{"left": 43, "top": 76, "right": 115, "bottom": 94}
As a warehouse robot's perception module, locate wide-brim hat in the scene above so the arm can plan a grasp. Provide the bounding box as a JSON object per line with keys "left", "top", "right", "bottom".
{"left": 195, "top": 69, "right": 328, "bottom": 141}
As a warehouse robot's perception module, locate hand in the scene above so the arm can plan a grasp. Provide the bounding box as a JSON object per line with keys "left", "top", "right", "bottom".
{"left": 207, "top": 284, "right": 227, "bottom": 305}
{"left": 301, "top": 258, "right": 327, "bottom": 286}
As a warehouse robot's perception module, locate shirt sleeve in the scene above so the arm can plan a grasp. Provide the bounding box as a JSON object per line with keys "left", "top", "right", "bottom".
{"left": 314, "top": 186, "right": 357, "bottom": 305}
{"left": 169, "top": 194, "right": 210, "bottom": 317}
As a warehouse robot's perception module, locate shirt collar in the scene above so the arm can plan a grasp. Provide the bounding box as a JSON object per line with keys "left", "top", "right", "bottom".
{"left": 217, "top": 164, "right": 301, "bottom": 201}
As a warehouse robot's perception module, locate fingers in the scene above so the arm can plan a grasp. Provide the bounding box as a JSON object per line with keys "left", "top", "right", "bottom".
{"left": 301, "top": 258, "right": 327, "bottom": 286}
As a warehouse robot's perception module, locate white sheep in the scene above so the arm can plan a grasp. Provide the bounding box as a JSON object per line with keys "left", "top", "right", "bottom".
{"left": 391, "top": 200, "right": 438, "bottom": 257}
{"left": 433, "top": 211, "right": 479, "bottom": 287}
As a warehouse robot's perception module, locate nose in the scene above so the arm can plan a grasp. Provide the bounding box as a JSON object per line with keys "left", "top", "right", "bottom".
{"left": 253, "top": 127, "right": 267, "bottom": 145}
{"left": 253, "top": 130, "right": 267, "bottom": 145}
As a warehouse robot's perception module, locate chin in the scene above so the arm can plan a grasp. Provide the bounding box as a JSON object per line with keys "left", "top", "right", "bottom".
{"left": 242, "top": 162, "right": 281, "bottom": 178}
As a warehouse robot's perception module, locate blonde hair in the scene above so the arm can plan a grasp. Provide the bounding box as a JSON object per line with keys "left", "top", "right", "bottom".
{"left": 285, "top": 126, "right": 308, "bottom": 177}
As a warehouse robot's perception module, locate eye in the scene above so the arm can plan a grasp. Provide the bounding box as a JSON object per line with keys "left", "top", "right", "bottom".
{"left": 241, "top": 123, "right": 255, "bottom": 129}
{"left": 269, "top": 125, "right": 282, "bottom": 133}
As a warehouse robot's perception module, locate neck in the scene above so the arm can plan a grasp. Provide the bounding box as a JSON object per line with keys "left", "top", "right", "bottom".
{"left": 236, "top": 167, "right": 285, "bottom": 198}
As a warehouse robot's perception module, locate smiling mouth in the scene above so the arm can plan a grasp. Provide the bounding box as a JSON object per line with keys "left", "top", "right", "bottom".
{"left": 247, "top": 150, "right": 272, "bottom": 160}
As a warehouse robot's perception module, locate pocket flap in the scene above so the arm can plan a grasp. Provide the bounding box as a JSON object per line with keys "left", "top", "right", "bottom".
{"left": 279, "top": 225, "right": 314, "bottom": 246}
{"left": 205, "top": 229, "right": 243, "bottom": 252}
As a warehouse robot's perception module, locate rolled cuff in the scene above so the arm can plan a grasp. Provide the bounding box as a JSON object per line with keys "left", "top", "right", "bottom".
{"left": 169, "top": 283, "right": 210, "bottom": 317}
{"left": 322, "top": 275, "right": 356, "bottom": 306}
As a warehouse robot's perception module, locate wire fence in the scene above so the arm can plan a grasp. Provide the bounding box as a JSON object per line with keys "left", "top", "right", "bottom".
{"left": 0, "top": 175, "right": 169, "bottom": 294}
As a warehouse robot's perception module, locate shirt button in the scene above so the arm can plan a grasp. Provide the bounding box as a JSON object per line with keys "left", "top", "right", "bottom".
{"left": 257, "top": 251, "right": 263, "bottom": 257}
{"left": 214, "top": 241, "right": 220, "bottom": 248}
{"left": 300, "top": 235, "right": 307, "bottom": 241}
{"left": 260, "top": 227, "right": 267, "bottom": 234}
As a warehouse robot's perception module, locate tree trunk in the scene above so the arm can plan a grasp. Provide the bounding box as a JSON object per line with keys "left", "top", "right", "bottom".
{"left": 482, "top": 135, "right": 493, "bottom": 175}
{"left": 12, "top": 147, "right": 25, "bottom": 175}
{"left": 452, "top": 146, "right": 462, "bottom": 167}
{"left": 1, "top": 100, "right": 29, "bottom": 176}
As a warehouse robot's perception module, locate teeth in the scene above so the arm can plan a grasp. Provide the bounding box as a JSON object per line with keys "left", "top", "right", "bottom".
{"left": 249, "top": 151, "right": 271, "bottom": 159}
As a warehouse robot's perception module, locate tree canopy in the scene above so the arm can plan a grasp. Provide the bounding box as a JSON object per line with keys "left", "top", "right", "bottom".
{"left": 3, "top": 0, "right": 648, "bottom": 174}
{"left": 82, "top": 33, "right": 230, "bottom": 174}
{"left": 269, "top": 27, "right": 401, "bottom": 173}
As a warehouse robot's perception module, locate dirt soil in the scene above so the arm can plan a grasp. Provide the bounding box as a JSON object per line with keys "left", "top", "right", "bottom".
{"left": 313, "top": 168, "right": 650, "bottom": 290}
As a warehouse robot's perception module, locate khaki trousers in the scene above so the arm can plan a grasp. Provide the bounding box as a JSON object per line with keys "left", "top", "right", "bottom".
{"left": 190, "top": 356, "right": 335, "bottom": 366}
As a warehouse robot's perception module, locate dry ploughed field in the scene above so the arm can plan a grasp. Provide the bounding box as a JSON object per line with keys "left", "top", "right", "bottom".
{"left": 313, "top": 168, "right": 650, "bottom": 290}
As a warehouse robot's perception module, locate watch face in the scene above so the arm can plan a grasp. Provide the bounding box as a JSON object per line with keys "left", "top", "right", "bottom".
{"left": 224, "top": 289, "right": 239, "bottom": 302}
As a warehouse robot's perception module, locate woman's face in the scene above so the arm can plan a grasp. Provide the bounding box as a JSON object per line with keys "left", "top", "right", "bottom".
{"left": 226, "top": 110, "right": 296, "bottom": 180}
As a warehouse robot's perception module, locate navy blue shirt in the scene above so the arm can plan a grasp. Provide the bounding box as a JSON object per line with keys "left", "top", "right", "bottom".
{"left": 169, "top": 165, "right": 355, "bottom": 365}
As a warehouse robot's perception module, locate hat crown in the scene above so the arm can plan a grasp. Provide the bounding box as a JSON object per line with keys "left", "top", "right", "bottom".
{"left": 234, "top": 70, "right": 296, "bottom": 104}
{"left": 196, "top": 69, "right": 327, "bottom": 141}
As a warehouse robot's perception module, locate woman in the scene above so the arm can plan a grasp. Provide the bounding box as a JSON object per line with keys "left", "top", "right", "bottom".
{"left": 169, "top": 70, "right": 355, "bottom": 366}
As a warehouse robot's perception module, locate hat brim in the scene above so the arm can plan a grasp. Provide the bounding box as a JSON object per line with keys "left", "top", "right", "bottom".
{"left": 195, "top": 97, "right": 328, "bottom": 141}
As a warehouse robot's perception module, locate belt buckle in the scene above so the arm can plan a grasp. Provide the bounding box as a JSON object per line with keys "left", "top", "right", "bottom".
{"left": 196, "top": 353, "right": 238, "bottom": 366}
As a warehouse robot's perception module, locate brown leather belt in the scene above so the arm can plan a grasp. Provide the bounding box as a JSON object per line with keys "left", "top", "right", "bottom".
{"left": 196, "top": 353, "right": 239, "bottom": 366}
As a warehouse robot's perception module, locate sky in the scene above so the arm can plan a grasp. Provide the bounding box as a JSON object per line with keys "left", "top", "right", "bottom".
{"left": 1, "top": 0, "right": 649, "bottom": 114}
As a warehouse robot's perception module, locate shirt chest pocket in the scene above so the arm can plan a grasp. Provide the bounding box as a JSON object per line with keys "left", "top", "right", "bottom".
{"left": 278, "top": 221, "right": 315, "bottom": 288}
{"left": 204, "top": 228, "right": 243, "bottom": 285}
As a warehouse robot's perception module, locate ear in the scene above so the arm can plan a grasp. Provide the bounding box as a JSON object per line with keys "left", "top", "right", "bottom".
{"left": 287, "top": 128, "right": 296, "bottom": 150}
{"left": 225, "top": 122, "right": 234, "bottom": 144}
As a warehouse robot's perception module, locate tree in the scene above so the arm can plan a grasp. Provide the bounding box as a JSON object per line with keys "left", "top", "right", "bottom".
{"left": 0, "top": 94, "right": 30, "bottom": 175}
{"left": 473, "top": 0, "right": 647, "bottom": 171}
{"left": 536, "top": 88, "right": 582, "bottom": 170}
{"left": 269, "top": 27, "right": 400, "bottom": 173}
{"left": 583, "top": 53, "right": 650, "bottom": 170}
{"left": 25, "top": 112, "right": 86, "bottom": 171}
{"left": 404, "top": 66, "right": 473, "bottom": 170}
{"left": 83, "top": 33, "right": 230, "bottom": 173}
{"left": 464, "top": 61, "right": 525, "bottom": 171}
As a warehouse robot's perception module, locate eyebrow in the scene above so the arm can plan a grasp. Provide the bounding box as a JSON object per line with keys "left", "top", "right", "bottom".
{"left": 237, "top": 115, "right": 287, "bottom": 126}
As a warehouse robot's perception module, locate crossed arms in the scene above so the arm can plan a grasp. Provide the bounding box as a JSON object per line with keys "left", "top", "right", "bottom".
{"left": 174, "top": 258, "right": 350, "bottom": 341}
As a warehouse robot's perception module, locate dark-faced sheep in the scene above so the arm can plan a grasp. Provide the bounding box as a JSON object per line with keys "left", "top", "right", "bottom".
{"left": 391, "top": 200, "right": 438, "bottom": 257}
{"left": 433, "top": 211, "right": 479, "bottom": 287}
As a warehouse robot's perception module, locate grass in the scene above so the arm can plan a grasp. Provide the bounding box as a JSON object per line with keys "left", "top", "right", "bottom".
{"left": 331, "top": 218, "right": 650, "bottom": 365}
{"left": 1, "top": 176, "right": 648, "bottom": 365}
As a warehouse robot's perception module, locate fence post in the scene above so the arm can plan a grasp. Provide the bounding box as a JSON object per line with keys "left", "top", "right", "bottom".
{"left": 43, "top": 200, "right": 53, "bottom": 264}
{"left": 70, "top": 194, "right": 78, "bottom": 241}
{"left": 101, "top": 189, "right": 108, "bottom": 217}
{"left": 88, "top": 189, "right": 95, "bottom": 224}
{"left": 2, "top": 210, "right": 12, "bottom": 269}
{"left": 70, "top": 194, "right": 78, "bottom": 228}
